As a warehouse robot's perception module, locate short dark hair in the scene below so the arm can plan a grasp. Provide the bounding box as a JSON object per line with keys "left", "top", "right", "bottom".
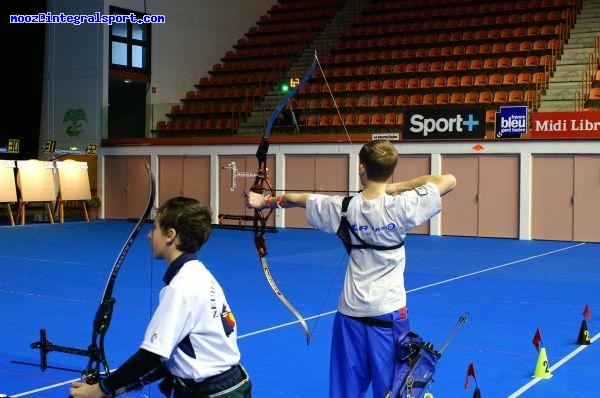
{"left": 359, "top": 140, "right": 398, "bottom": 183}
{"left": 157, "top": 197, "right": 212, "bottom": 253}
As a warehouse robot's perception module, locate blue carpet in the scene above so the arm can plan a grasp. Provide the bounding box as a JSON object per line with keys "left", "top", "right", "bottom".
{"left": 0, "top": 222, "right": 598, "bottom": 397}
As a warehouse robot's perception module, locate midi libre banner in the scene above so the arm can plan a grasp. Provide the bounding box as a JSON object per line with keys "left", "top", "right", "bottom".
{"left": 530, "top": 111, "right": 600, "bottom": 139}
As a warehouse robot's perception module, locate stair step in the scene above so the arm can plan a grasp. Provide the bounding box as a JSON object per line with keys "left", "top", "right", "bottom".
{"left": 564, "top": 40, "right": 600, "bottom": 47}
{"left": 568, "top": 28, "right": 600, "bottom": 33}
{"left": 538, "top": 104, "right": 575, "bottom": 109}
{"left": 555, "top": 65, "right": 593, "bottom": 72}
{"left": 550, "top": 78, "right": 588, "bottom": 85}
{"left": 561, "top": 47, "right": 598, "bottom": 54}
{"left": 544, "top": 94, "right": 581, "bottom": 102}
{"left": 548, "top": 77, "right": 587, "bottom": 85}
{"left": 543, "top": 90, "right": 580, "bottom": 100}
{"left": 566, "top": 31, "right": 600, "bottom": 37}
{"left": 538, "top": 102, "right": 576, "bottom": 108}
{"left": 538, "top": 97, "right": 578, "bottom": 104}
{"left": 556, "top": 59, "right": 595, "bottom": 68}
{"left": 537, "top": 106, "right": 576, "bottom": 112}
{"left": 556, "top": 56, "right": 594, "bottom": 64}
{"left": 571, "top": 20, "right": 600, "bottom": 26}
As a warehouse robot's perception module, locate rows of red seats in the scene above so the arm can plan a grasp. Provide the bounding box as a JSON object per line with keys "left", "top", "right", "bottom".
{"left": 154, "top": 0, "right": 582, "bottom": 137}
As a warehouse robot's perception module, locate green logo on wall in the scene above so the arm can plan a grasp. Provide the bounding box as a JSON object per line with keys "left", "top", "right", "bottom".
{"left": 63, "top": 108, "right": 88, "bottom": 137}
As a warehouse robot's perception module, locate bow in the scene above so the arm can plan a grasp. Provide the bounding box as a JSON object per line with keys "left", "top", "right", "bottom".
{"left": 29, "top": 165, "right": 155, "bottom": 383}
{"left": 249, "top": 54, "right": 319, "bottom": 345}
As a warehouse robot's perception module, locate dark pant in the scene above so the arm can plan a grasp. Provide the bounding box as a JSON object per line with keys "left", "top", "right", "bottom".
{"left": 174, "top": 365, "right": 251, "bottom": 398}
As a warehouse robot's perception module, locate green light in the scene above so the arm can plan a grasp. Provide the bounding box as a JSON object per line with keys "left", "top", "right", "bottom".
{"left": 278, "top": 76, "right": 291, "bottom": 93}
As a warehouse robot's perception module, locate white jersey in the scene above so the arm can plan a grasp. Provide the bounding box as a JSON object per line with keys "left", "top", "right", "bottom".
{"left": 140, "top": 254, "right": 241, "bottom": 381}
{"left": 306, "top": 182, "right": 441, "bottom": 317}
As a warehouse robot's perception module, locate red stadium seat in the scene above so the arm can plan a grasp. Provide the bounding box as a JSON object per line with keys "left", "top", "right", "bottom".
{"left": 488, "top": 74, "right": 503, "bottom": 86}
{"left": 319, "top": 115, "right": 332, "bottom": 127}
{"left": 449, "top": 93, "right": 464, "bottom": 104}
{"left": 493, "top": 91, "right": 508, "bottom": 104}
{"left": 420, "top": 77, "right": 434, "bottom": 89}
{"left": 407, "top": 78, "right": 421, "bottom": 89}
{"left": 371, "top": 113, "right": 384, "bottom": 125}
{"left": 382, "top": 79, "right": 394, "bottom": 90}
{"left": 422, "top": 94, "right": 436, "bottom": 105}
{"left": 484, "top": 58, "right": 497, "bottom": 70}
{"left": 470, "top": 59, "right": 483, "bottom": 70}
{"left": 437, "top": 93, "right": 450, "bottom": 105}
{"left": 357, "top": 113, "right": 370, "bottom": 125}
{"left": 383, "top": 95, "right": 396, "bottom": 107}
{"left": 434, "top": 76, "right": 447, "bottom": 87}
{"left": 473, "top": 75, "right": 487, "bottom": 86}
{"left": 460, "top": 75, "right": 474, "bottom": 87}
{"left": 396, "top": 95, "right": 410, "bottom": 106}
{"left": 384, "top": 113, "right": 398, "bottom": 125}
{"left": 457, "top": 59, "right": 470, "bottom": 71}
{"left": 479, "top": 91, "right": 492, "bottom": 104}
{"left": 394, "top": 79, "right": 407, "bottom": 89}
{"left": 517, "top": 72, "right": 533, "bottom": 85}
{"left": 430, "top": 61, "right": 443, "bottom": 72}
{"left": 306, "top": 115, "right": 319, "bottom": 126}
{"left": 464, "top": 92, "right": 479, "bottom": 104}
{"left": 369, "top": 96, "right": 383, "bottom": 108}
{"left": 409, "top": 94, "right": 423, "bottom": 105}
{"left": 508, "top": 90, "right": 524, "bottom": 103}
{"left": 503, "top": 74, "right": 518, "bottom": 85}
{"left": 447, "top": 76, "right": 460, "bottom": 87}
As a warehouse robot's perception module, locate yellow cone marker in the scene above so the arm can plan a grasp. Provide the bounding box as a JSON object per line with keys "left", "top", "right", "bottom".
{"left": 533, "top": 347, "right": 553, "bottom": 379}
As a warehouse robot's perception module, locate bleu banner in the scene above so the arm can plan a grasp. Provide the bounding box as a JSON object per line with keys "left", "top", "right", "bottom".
{"left": 403, "top": 107, "right": 487, "bottom": 139}
{"left": 496, "top": 106, "right": 528, "bottom": 138}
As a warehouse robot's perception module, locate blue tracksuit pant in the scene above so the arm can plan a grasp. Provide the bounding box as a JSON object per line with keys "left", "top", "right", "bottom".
{"left": 330, "top": 308, "right": 410, "bottom": 398}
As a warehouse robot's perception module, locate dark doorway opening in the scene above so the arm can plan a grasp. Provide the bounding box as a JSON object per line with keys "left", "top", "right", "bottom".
{"left": 108, "top": 77, "right": 147, "bottom": 138}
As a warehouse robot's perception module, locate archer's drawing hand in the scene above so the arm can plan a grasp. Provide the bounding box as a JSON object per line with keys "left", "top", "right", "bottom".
{"left": 69, "top": 381, "right": 106, "bottom": 398}
{"left": 245, "top": 191, "right": 266, "bottom": 210}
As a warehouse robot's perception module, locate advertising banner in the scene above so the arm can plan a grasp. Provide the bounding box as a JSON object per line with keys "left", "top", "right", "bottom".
{"left": 495, "top": 106, "right": 528, "bottom": 138}
{"left": 531, "top": 111, "right": 600, "bottom": 139}
{"left": 403, "top": 107, "right": 486, "bottom": 140}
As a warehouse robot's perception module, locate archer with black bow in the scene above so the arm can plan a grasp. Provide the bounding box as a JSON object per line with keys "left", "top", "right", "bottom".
{"left": 70, "top": 197, "right": 251, "bottom": 397}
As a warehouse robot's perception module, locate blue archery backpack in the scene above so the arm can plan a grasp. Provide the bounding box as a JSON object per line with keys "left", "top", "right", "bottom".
{"left": 386, "top": 312, "right": 469, "bottom": 398}
{"left": 388, "top": 331, "right": 441, "bottom": 398}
